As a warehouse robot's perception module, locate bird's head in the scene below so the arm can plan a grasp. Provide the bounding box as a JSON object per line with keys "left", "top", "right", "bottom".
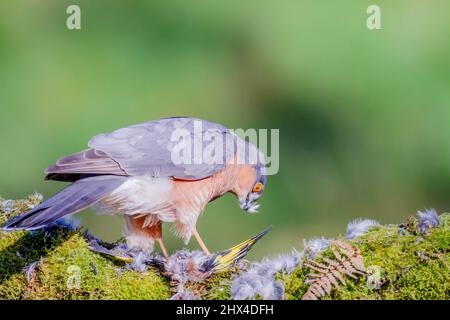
{"left": 230, "top": 134, "right": 268, "bottom": 213}
{"left": 238, "top": 167, "right": 267, "bottom": 213}
{"left": 231, "top": 162, "right": 267, "bottom": 213}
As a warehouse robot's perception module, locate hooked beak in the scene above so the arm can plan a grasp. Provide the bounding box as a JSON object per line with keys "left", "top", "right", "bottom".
{"left": 240, "top": 198, "right": 260, "bottom": 213}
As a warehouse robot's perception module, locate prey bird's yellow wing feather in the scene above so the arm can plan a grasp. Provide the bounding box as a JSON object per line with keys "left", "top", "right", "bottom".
{"left": 208, "top": 226, "right": 272, "bottom": 273}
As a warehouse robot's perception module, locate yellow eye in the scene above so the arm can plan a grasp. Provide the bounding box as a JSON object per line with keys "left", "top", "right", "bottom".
{"left": 253, "top": 182, "right": 263, "bottom": 193}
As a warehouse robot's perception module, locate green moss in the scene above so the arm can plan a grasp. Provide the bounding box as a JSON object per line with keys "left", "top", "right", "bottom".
{"left": 202, "top": 271, "right": 233, "bottom": 300}
{"left": 283, "top": 214, "right": 450, "bottom": 300}
{"left": 278, "top": 266, "right": 309, "bottom": 300}
{"left": 0, "top": 274, "right": 27, "bottom": 299}
{"left": 0, "top": 196, "right": 171, "bottom": 300}
{"left": 1, "top": 195, "right": 449, "bottom": 300}
{"left": 26, "top": 233, "right": 168, "bottom": 300}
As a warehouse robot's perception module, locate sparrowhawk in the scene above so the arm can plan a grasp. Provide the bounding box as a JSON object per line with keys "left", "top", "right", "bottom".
{"left": 1, "top": 117, "right": 268, "bottom": 257}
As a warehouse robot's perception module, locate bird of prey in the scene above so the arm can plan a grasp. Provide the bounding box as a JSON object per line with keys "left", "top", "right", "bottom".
{"left": 2, "top": 117, "right": 267, "bottom": 257}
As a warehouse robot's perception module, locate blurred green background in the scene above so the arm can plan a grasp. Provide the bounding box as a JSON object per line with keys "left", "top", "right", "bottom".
{"left": 0, "top": 1, "right": 449, "bottom": 259}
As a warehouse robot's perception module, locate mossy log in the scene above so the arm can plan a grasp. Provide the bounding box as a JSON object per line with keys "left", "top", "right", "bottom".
{"left": 0, "top": 194, "right": 448, "bottom": 300}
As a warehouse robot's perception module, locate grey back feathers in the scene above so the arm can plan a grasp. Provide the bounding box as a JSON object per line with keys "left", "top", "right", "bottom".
{"left": 47, "top": 117, "right": 241, "bottom": 181}
{"left": 89, "top": 117, "right": 239, "bottom": 180}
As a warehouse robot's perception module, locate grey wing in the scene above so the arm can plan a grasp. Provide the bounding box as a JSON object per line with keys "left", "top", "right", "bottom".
{"left": 45, "top": 148, "right": 127, "bottom": 181}
{"left": 87, "top": 117, "right": 237, "bottom": 180}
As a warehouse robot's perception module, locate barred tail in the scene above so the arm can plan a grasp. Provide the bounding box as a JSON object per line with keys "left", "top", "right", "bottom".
{"left": 1, "top": 175, "right": 125, "bottom": 231}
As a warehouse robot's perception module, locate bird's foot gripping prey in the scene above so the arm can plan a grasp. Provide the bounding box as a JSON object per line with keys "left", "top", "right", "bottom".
{"left": 1, "top": 117, "right": 268, "bottom": 258}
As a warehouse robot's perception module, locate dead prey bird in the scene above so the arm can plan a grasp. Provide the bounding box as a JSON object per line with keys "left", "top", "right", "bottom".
{"left": 89, "top": 226, "right": 271, "bottom": 283}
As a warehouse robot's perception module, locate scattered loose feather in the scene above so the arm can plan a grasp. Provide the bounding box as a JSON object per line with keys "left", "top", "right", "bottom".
{"left": 1, "top": 199, "right": 15, "bottom": 213}
{"left": 164, "top": 250, "right": 211, "bottom": 284}
{"left": 231, "top": 250, "right": 302, "bottom": 300}
{"left": 264, "top": 251, "right": 301, "bottom": 274}
{"left": 345, "top": 219, "right": 380, "bottom": 240}
{"left": 232, "top": 273, "right": 285, "bottom": 300}
{"left": 126, "top": 251, "right": 153, "bottom": 273}
{"left": 59, "top": 215, "right": 81, "bottom": 230}
{"left": 417, "top": 209, "right": 440, "bottom": 234}
{"left": 303, "top": 237, "right": 331, "bottom": 259}
{"left": 170, "top": 290, "right": 199, "bottom": 300}
{"left": 23, "top": 261, "right": 40, "bottom": 283}
{"left": 27, "top": 192, "right": 43, "bottom": 208}
{"left": 302, "top": 241, "right": 366, "bottom": 300}
{"left": 1, "top": 193, "right": 42, "bottom": 216}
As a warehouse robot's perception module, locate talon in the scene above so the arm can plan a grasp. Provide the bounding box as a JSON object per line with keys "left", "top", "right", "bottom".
{"left": 193, "top": 229, "right": 210, "bottom": 255}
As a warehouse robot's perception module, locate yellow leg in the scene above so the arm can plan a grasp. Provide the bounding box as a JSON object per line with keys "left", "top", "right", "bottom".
{"left": 157, "top": 238, "right": 169, "bottom": 259}
{"left": 193, "top": 229, "right": 210, "bottom": 255}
